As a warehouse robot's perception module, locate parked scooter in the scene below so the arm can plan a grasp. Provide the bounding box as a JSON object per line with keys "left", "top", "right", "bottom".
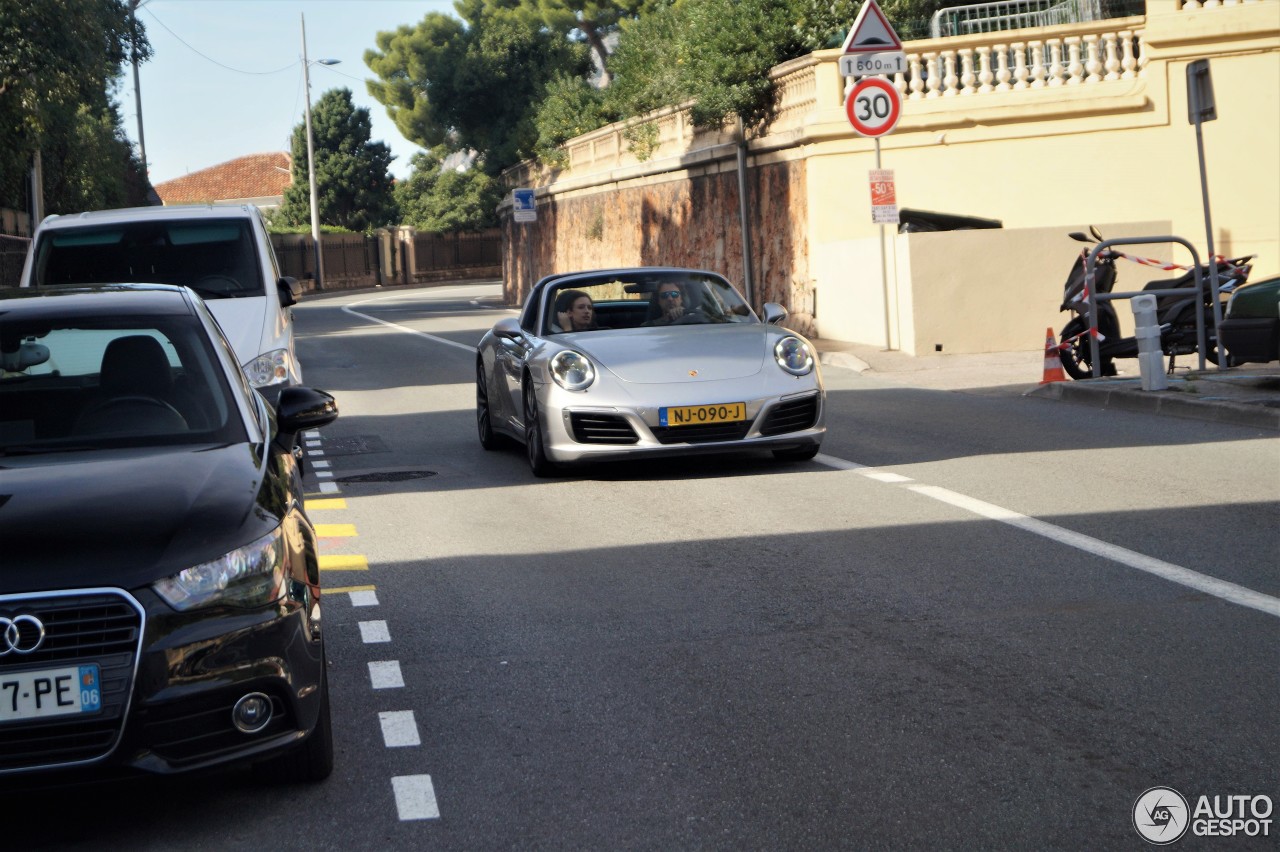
{"left": 1056, "top": 227, "right": 1255, "bottom": 379}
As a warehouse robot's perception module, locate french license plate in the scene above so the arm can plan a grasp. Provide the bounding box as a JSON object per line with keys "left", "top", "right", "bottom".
{"left": 660, "top": 402, "right": 746, "bottom": 427}
{"left": 0, "top": 664, "right": 101, "bottom": 723}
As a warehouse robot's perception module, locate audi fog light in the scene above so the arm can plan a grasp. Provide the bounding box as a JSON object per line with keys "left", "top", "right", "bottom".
{"left": 774, "top": 337, "right": 814, "bottom": 376}
{"left": 154, "top": 528, "right": 286, "bottom": 611}
{"left": 232, "top": 693, "right": 274, "bottom": 733}
{"left": 244, "top": 348, "right": 293, "bottom": 388}
{"left": 550, "top": 350, "right": 596, "bottom": 391}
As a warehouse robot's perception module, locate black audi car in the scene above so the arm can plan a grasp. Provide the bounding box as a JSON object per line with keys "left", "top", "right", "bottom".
{"left": 0, "top": 284, "right": 338, "bottom": 784}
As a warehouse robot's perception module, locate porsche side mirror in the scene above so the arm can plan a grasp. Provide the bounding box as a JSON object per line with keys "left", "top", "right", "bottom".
{"left": 494, "top": 317, "right": 524, "bottom": 340}
{"left": 762, "top": 302, "right": 788, "bottom": 325}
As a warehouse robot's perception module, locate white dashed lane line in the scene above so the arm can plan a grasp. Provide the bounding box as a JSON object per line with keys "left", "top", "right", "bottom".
{"left": 369, "top": 661, "right": 406, "bottom": 689}
{"left": 392, "top": 775, "right": 441, "bottom": 820}
{"left": 379, "top": 711, "right": 422, "bottom": 747}
{"left": 359, "top": 620, "right": 392, "bottom": 644}
{"left": 304, "top": 429, "right": 441, "bottom": 822}
{"left": 814, "top": 453, "right": 1280, "bottom": 619}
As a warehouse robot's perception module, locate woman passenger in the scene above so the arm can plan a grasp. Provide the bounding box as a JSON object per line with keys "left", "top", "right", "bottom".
{"left": 553, "top": 289, "right": 599, "bottom": 332}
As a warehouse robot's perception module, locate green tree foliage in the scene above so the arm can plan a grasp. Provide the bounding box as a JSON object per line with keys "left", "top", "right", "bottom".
{"left": 0, "top": 0, "right": 152, "bottom": 212}
{"left": 526, "top": 0, "right": 656, "bottom": 85}
{"left": 533, "top": 74, "right": 617, "bottom": 166}
{"left": 365, "top": 0, "right": 589, "bottom": 175}
{"left": 395, "top": 148, "right": 503, "bottom": 231}
{"left": 40, "top": 101, "right": 150, "bottom": 213}
{"left": 279, "top": 88, "right": 397, "bottom": 232}
{"left": 607, "top": 0, "right": 859, "bottom": 131}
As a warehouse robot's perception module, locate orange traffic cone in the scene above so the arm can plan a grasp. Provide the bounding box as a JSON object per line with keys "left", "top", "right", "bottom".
{"left": 1041, "top": 327, "right": 1067, "bottom": 384}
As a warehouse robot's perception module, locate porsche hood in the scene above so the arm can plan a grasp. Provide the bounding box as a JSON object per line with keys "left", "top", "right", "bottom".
{"left": 570, "top": 326, "right": 771, "bottom": 384}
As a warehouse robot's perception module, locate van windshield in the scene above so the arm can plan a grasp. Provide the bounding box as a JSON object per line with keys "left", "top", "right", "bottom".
{"left": 34, "top": 219, "right": 262, "bottom": 299}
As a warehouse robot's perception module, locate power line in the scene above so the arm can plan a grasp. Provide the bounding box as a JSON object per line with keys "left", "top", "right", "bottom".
{"left": 142, "top": 6, "right": 299, "bottom": 75}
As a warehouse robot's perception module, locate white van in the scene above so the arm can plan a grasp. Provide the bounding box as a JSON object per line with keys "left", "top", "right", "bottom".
{"left": 20, "top": 204, "right": 303, "bottom": 401}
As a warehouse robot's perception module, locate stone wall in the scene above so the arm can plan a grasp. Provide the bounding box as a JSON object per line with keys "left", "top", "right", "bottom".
{"left": 504, "top": 158, "right": 816, "bottom": 336}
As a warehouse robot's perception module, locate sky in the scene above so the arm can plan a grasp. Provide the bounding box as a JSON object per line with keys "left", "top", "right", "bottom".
{"left": 127, "top": 0, "right": 459, "bottom": 186}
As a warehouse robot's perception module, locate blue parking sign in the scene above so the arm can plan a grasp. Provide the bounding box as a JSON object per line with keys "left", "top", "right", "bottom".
{"left": 513, "top": 188, "right": 536, "bottom": 223}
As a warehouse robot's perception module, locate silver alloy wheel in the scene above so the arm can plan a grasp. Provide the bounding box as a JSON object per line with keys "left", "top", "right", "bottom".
{"left": 523, "top": 380, "right": 554, "bottom": 477}
{"left": 476, "top": 361, "right": 497, "bottom": 450}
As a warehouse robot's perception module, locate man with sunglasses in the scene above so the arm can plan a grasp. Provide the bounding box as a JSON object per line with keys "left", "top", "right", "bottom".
{"left": 643, "top": 282, "right": 699, "bottom": 326}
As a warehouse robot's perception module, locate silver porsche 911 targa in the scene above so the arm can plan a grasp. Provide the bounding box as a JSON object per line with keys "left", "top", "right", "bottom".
{"left": 476, "top": 268, "right": 825, "bottom": 476}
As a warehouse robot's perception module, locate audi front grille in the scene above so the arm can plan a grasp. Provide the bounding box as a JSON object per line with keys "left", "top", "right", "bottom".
{"left": 0, "top": 590, "right": 144, "bottom": 773}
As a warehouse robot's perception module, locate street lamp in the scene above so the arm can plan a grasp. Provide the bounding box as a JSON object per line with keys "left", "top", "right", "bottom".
{"left": 301, "top": 13, "right": 339, "bottom": 290}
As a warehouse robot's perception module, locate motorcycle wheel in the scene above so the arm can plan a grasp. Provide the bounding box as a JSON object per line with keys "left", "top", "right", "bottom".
{"left": 1058, "top": 318, "right": 1115, "bottom": 380}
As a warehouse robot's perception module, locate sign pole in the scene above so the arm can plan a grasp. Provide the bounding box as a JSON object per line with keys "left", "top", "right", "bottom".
{"left": 843, "top": 0, "right": 905, "bottom": 352}
{"left": 1188, "top": 58, "right": 1223, "bottom": 369}
{"left": 875, "top": 139, "right": 894, "bottom": 350}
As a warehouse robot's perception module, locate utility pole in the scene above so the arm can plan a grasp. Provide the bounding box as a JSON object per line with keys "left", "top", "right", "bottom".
{"left": 302, "top": 13, "right": 326, "bottom": 289}
{"left": 130, "top": 0, "right": 148, "bottom": 175}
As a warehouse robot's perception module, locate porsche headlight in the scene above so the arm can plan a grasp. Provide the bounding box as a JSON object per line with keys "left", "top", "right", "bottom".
{"left": 774, "top": 337, "right": 814, "bottom": 376}
{"left": 153, "top": 527, "right": 286, "bottom": 611}
{"left": 550, "top": 350, "right": 596, "bottom": 391}
{"left": 243, "top": 348, "right": 294, "bottom": 388}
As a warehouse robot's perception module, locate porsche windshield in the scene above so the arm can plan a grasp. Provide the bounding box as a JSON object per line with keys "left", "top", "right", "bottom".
{"left": 542, "top": 272, "right": 756, "bottom": 335}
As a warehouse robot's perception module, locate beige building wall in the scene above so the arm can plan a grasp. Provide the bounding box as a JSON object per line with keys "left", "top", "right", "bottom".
{"left": 503, "top": 0, "right": 1279, "bottom": 354}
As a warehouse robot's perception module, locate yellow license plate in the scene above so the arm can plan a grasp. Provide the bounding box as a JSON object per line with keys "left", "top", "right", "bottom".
{"left": 660, "top": 402, "right": 746, "bottom": 427}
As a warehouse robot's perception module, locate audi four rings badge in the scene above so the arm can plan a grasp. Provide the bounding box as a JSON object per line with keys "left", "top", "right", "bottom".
{"left": 0, "top": 615, "right": 46, "bottom": 654}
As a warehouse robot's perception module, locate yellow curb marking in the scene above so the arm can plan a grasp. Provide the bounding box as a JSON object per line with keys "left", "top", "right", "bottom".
{"left": 327, "top": 584, "right": 377, "bottom": 594}
{"left": 307, "top": 498, "right": 348, "bottom": 510}
{"left": 315, "top": 524, "right": 357, "bottom": 537}
{"left": 319, "top": 554, "right": 369, "bottom": 571}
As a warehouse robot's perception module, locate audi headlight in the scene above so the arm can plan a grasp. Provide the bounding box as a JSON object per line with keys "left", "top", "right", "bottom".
{"left": 774, "top": 337, "right": 814, "bottom": 376}
{"left": 154, "top": 527, "right": 286, "bottom": 611}
{"left": 243, "top": 348, "right": 294, "bottom": 388}
{"left": 550, "top": 350, "right": 596, "bottom": 391}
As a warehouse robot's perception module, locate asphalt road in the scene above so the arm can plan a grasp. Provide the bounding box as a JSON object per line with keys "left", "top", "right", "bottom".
{"left": 15, "top": 283, "right": 1278, "bottom": 850}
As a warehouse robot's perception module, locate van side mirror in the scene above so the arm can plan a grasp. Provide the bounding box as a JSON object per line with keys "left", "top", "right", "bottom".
{"left": 278, "top": 276, "right": 301, "bottom": 307}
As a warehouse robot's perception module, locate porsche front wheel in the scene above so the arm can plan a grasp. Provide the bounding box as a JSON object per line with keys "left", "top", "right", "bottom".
{"left": 523, "top": 380, "right": 558, "bottom": 477}
{"left": 476, "top": 361, "right": 501, "bottom": 450}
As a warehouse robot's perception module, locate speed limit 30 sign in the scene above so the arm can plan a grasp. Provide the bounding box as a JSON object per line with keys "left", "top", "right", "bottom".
{"left": 845, "top": 76, "right": 902, "bottom": 138}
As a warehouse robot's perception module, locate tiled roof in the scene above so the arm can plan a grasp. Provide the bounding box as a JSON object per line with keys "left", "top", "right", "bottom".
{"left": 153, "top": 152, "right": 293, "bottom": 205}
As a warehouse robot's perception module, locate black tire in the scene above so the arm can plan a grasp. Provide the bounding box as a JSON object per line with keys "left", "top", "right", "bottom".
{"left": 773, "top": 444, "right": 820, "bottom": 462}
{"left": 253, "top": 665, "right": 334, "bottom": 784}
{"left": 1058, "top": 319, "right": 1114, "bottom": 380}
{"left": 476, "top": 360, "right": 501, "bottom": 450}
{"left": 523, "top": 380, "right": 558, "bottom": 477}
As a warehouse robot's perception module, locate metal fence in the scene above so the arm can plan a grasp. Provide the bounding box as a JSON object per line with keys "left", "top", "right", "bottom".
{"left": 929, "top": 0, "right": 1141, "bottom": 37}
{"left": 271, "top": 233, "right": 381, "bottom": 286}
{"left": 1, "top": 235, "right": 30, "bottom": 288}
{"left": 413, "top": 230, "right": 502, "bottom": 272}
{"left": 271, "top": 228, "right": 501, "bottom": 288}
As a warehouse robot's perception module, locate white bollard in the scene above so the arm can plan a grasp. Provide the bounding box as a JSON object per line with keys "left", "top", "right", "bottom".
{"left": 1132, "top": 293, "right": 1168, "bottom": 391}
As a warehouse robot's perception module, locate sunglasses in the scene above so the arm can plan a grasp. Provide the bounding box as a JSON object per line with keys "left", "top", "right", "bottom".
{"left": 658, "top": 290, "right": 683, "bottom": 300}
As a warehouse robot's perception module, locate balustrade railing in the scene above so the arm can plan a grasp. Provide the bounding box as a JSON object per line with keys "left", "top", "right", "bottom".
{"left": 504, "top": 0, "right": 1273, "bottom": 190}
{"left": 884, "top": 28, "right": 1147, "bottom": 100}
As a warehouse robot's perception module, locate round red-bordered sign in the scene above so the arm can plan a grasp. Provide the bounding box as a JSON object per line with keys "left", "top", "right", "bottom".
{"left": 845, "top": 77, "right": 902, "bottom": 138}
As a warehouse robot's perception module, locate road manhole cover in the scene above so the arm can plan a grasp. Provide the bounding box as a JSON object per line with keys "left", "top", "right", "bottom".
{"left": 337, "top": 470, "right": 437, "bottom": 483}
